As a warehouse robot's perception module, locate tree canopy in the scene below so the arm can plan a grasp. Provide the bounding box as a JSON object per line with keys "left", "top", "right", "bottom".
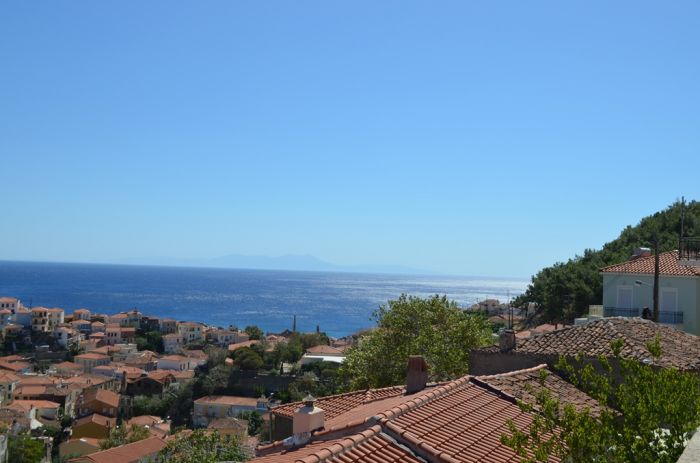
{"left": 154, "top": 429, "right": 246, "bottom": 463}
{"left": 501, "top": 338, "right": 700, "bottom": 463}
{"left": 339, "top": 294, "right": 492, "bottom": 390}
{"left": 515, "top": 200, "right": 700, "bottom": 322}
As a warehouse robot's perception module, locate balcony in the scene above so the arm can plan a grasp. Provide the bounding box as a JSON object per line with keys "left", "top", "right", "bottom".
{"left": 679, "top": 237, "right": 700, "bottom": 267}
{"left": 603, "top": 307, "right": 684, "bottom": 325}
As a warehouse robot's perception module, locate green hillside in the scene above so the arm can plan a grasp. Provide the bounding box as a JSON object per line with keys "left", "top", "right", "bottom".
{"left": 514, "top": 199, "right": 700, "bottom": 322}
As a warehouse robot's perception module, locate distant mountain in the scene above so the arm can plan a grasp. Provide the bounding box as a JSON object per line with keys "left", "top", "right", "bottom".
{"left": 112, "top": 253, "right": 432, "bottom": 275}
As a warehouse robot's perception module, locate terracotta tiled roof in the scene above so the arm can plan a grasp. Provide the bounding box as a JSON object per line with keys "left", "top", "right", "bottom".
{"left": 75, "top": 353, "right": 110, "bottom": 361}
{"left": 0, "top": 361, "right": 30, "bottom": 372}
{"left": 194, "top": 395, "right": 258, "bottom": 407}
{"left": 75, "top": 413, "right": 116, "bottom": 428}
{"left": 127, "top": 415, "right": 163, "bottom": 427}
{"left": 55, "top": 361, "right": 82, "bottom": 370}
{"left": 381, "top": 377, "right": 558, "bottom": 463}
{"left": 68, "top": 436, "right": 166, "bottom": 463}
{"left": 475, "top": 364, "right": 603, "bottom": 416}
{"left": 600, "top": 250, "right": 700, "bottom": 276}
{"left": 11, "top": 399, "right": 61, "bottom": 410}
{"left": 511, "top": 317, "right": 700, "bottom": 370}
{"left": 0, "top": 372, "right": 20, "bottom": 383}
{"left": 82, "top": 388, "right": 120, "bottom": 409}
{"left": 257, "top": 371, "right": 564, "bottom": 463}
{"left": 272, "top": 386, "right": 406, "bottom": 420}
{"left": 228, "top": 340, "right": 260, "bottom": 351}
{"left": 305, "top": 345, "right": 345, "bottom": 356}
{"left": 256, "top": 425, "right": 423, "bottom": 463}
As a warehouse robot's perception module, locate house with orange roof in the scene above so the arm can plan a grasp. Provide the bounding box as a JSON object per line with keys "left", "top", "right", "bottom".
{"left": 59, "top": 437, "right": 103, "bottom": 460}
{"left": 470, "top": 317, "right": 700, "bottom": 376}
{"left": 193, "top": 395, "right": 268, "bottom": 428}
{"left": 30, "top": 307, "right": 65, "bottom": 332}
{"left": 254, "top": 359, "right": 595, "bottom": 463}
{"left": 55, "top": 326, "right": 83, "bottom": 348}
{"left": 74, "top": 308, "right": 91, "bottom": 320}
{"left": 77, "top": 388, "right": 121, "bottom": 418}
{"left": 600, "top": 249, "right": 700, "bottom": 334}
{"left": 177, "top": 321, "right": 205, "bottom": 343}
{"left": 162, "top": 333, "right": 185, "bottom": 354}
{"left": 72, "top": 413, "right": 116, "bottom": 439}
{"left": 0, "top": 296, "right": 21, "bottom": 312}
{"left": 74, "top": 353, "right": 111, "bottom": 373}
{"left": 126, "top": 415, "right": 170, "bottom": 438}
{"left": 0, "top": 359, "right": 32, "bottom": 374}
{"left": 156, "top": 355, "right": 195, "bottom": 371}
{"left": 158, "top": 318, "right": 177, "bottom": 334}
{"left": 299, "top": 345, "right": 346, "bottom": 365}
{"left": 0, "top": 371, "right": 19, "bottom": 406}
{"left": 67, "top": 435, "right": 167, "bottom": 463}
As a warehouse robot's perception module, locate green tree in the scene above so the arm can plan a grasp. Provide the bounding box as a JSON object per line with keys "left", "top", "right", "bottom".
{"left": 237, "top": 410, "right": 264, "bottom": 436}
{"left": 100, "top": 424, "right": 151, "bottom": 450}
{"left": 135, "top": 330, "right": 164, "bottom": 353}
{"left": 154, "top": 429, "right": 246, "bottom": 463}
{"left": 8, "top": 434, "right": 45, "bottom": 463}
{"left": 132, "top": 394, "right": 172, "bottom": 417}
{"left": 339, "top": 294, "right": 492, "bottom": 390}
{"left": 204, "top": 346, "right": 229, "bottom": 369}
{"left": 231, "top": 347, "right": 264, "bottom": 371}
{"left": 501, "top": 338, "right": 700, "bottom": 463}
{"left": 244, "top": 325, "right": 263, "bottom": 340}
{"left": 201, "top": 364, "right": 233, "bottom": 395}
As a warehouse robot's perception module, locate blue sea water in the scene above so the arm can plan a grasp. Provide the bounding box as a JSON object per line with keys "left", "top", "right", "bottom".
{"left": 0, "top": 261, "right": 528, "bottom": 338}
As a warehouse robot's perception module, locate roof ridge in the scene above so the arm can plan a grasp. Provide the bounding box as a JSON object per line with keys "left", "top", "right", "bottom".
{"left": 475, "top": 363, "right": 549, "bottom": 380}
{"left": 293, "top": 425, "right": 382, "bottom": 463}
{"left": 376, "top": 375, "right": 471, "bottom": 422}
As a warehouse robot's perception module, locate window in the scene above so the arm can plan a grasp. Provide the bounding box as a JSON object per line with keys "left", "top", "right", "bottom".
{"left": 617, "top": 285, "right": 633, "bottom": 309}
{"left": 661, "top": 288, "right": 678, "bottom": 312}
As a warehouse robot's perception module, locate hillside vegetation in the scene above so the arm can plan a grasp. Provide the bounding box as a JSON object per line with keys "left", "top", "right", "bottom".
{"left": 514, "top": 200, "right": 700, "bottom": 322}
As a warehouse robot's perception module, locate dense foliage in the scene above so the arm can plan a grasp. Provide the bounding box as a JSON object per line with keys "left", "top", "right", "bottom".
{"left": 339, "top": 294, "right": 492, "bottom": 390}
{"left": 154, "top": 429, "right": 247, "bottom": 463}
{"left": 8, "top": 434, "right": 45, "bottom": 463}
{"left": 501, "top": 338, "right": 700, "bottom": 463}
{"left": 514, "top": 200, "right": 699, "bottom": 322}
{"left": 100, "top": 424, "right": 151, "bottom": 450}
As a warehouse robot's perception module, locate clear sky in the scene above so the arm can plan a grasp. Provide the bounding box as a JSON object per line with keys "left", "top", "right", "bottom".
{"left": 1, "top": 1, "right": 698, "bottom": 277}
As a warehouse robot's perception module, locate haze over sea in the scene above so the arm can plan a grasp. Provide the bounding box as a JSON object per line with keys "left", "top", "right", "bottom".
{"left": 0, "top": 261, "right": 527, "bottom": 338}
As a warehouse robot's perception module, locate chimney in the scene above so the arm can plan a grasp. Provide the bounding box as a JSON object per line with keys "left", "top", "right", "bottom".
{"left": 405, "top": 355, "right": 428, "bottom": 394}
{"left": 631, "top": 247, "right": 652, "bottom": 259}
{"left": 291, "top": 395, "right": 324, "bottom": 445}
{"left": 499, "top": 329, "right": 516, "bottom": 353}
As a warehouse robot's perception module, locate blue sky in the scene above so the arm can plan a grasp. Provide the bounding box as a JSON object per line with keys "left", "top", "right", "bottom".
{"left": 1, "top": 1, "right": 698, "bottom": 277}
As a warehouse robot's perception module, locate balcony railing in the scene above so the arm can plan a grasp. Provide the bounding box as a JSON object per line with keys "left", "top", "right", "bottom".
{"left": 603, "top": 307, "right": 684, "bottom": 324}
{"left": 679, "top": 237, "right": 700, "bottom": 266}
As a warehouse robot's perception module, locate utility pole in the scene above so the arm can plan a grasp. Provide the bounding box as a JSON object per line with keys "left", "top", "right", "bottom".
{"left": 653, "top": 234, "right": 660, "bottom": 323}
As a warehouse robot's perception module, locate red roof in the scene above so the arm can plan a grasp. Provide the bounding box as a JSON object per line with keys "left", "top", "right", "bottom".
{"left": 257, "top": 369, "right": 563, "bottom": 463}
{"left": 600, "top": 250, "right": 700, "bottom": 276}
{"left": 68, "top": 436, "right": 166, "bottom": 463}
{"left": 272, "top": 386, "right": 405, "bottom": 420}
{"left": 500, "top": 317, "right": 700, "bottom": 371}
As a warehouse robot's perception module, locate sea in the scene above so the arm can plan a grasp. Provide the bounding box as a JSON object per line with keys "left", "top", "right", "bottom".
{"left": 0, "top": 261, "right": 529, "bottom": 338}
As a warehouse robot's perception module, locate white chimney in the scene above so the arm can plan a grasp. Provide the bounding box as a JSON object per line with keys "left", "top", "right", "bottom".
{"left": 292, "top": 395, "right": 324, "bottom": 439}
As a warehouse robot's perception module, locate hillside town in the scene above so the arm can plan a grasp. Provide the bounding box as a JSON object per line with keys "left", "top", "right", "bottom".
{"left": 0, "top": 297, "right": 356, "bottom": 462}
{"left": 0, "top": 244, "right": 699, "bottom": 462}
